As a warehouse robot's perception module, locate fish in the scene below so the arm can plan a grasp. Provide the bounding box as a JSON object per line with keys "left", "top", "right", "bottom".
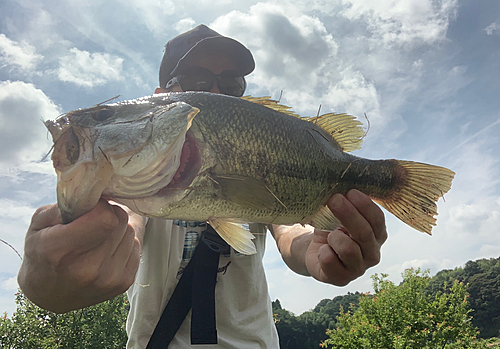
{"left": 45, "top": 92, "right": 455, "bottom": 255}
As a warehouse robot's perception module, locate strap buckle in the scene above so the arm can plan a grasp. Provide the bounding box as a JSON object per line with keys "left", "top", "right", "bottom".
{"left": 201, "top": 226, "right": 231, "bottom": 254}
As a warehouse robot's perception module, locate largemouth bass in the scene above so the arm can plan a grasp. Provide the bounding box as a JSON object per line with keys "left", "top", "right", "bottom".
{"left": 45, "top": 92, "right": 455, "bottom": 254}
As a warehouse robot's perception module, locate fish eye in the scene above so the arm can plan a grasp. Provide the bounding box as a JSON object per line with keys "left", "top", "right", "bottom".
{"left": 92, "top": 108, "right": 115, "bottom": 121}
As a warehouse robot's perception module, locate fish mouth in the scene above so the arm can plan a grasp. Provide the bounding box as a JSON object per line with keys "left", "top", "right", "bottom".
{"left": 159, "top": 130, "right": 201, "bottom": 192}
{"left": 51, "top": 125, "right": 115, "bottom": 223}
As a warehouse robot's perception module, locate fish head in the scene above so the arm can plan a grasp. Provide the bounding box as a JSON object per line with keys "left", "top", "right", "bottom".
{"left": 46, "top": 97, "right": 200, "bottom": 223}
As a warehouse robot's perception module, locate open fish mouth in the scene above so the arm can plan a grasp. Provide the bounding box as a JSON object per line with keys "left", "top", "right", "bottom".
{"left": 160, "top": 130, "right": 201, "bottom": 191}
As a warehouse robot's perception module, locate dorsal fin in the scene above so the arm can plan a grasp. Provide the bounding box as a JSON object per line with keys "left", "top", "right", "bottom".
{"left": 241, "top": 96, "right": 364, "bottom": 152}
{"left": 306, "top": 113, "right": 364, "bottom": 152}
{"left": 241, "top": 96, "right": 300, "bottom": 118}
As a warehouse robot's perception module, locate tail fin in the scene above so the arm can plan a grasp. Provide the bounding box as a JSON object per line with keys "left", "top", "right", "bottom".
{"left": 375, "top": 160, "right": 455, "bottom": 234}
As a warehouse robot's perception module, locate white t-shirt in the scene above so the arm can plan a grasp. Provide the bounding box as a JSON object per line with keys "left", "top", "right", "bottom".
{"left": 126, "top": 218, "right": 279, "bottom": 348}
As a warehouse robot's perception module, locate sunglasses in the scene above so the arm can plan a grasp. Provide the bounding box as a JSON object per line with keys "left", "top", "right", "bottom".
{"left": 166, "top": 67, "right": 246, "bottom": 97}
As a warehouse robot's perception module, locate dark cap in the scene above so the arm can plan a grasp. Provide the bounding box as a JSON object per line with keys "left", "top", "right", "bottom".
{"left": 159, "top": 24, "right": 255, "bottom": 88}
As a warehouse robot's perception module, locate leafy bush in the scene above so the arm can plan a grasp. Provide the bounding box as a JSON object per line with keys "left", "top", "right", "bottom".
{"left": 322, "top": 268, "right": 486, "bottom": 349}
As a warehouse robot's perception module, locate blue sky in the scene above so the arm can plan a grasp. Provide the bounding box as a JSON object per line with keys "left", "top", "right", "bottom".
{"left": 1, "top": 0, "right": 499, "bottom": 317}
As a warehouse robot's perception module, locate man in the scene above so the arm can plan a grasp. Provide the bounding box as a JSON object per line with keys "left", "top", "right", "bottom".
{"left": 18, "top": 25, "right": 387, "bottom": 348}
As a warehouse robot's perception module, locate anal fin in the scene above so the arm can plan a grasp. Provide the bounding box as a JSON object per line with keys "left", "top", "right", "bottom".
{"left": 209, "top": 218, "right": 257, "bottom": 255}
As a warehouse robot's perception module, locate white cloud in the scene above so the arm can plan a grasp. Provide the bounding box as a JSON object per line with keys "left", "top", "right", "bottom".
{"left": 58, "top": 48, "right": 124, "bottom": 87}
{"left": 127, "top": 0, "right": 177, "bottom": 35}
{"left": 321, "top": 67, "right": 380, "bottom": 120}
{"left": 211, "top": 4, "right": 342, "bottom": 107}
{"left": 401, "top": 259, "right": 432, "bottom": 270}
{"left": 340, "top": 0, "right": 458, "bottom": 46}
{"left": 0, "top": 81, "right": 59, "bottom": 167}
{"left": 1, "top": 277, "right": 19, "bottom": 292}
{"left": 485, "top": 20, "right": 500, "bottom": 35}
{"left": 0, "top": 199, "right": 36, "bottom": 223}
{"left": 175, "top": 18, "right": 197, "bottom": 33}
{"left": 0, "top": 34, "right": 43, "bottom": 73}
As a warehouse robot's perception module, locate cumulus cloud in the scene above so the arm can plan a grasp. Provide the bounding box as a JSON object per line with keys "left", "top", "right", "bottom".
{"left": 209, "top": 2, "right": 394, "bottom": 150}
{"left": 1, "top": 277, "right": 18, "bottom": 292}
{"left": 0, "top": 81, "right": 59, "bottom": 166}
{"left": 127, "top": 0, "right": 177, "bottom": 35}
{"left": 340, "top": 0, "right": 458, "bottom": 46}
{"left": 175, "top": 18, "right": 197, "bottom": 33}
{"left": 58, "top": 48, "right": 124, "bottom": 87}
{"left": 211, "top": 4, "right": 344, "bottom": 108}
{"left": 0, "top": 34, "right": 43, "bottom": 73}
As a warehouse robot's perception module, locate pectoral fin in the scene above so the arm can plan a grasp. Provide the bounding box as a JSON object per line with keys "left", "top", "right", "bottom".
{"left": 209, "top": 218, "right": 257, "bottom": 255}
{"left": 213, "top": 174, "right": 278, "bottom": 211}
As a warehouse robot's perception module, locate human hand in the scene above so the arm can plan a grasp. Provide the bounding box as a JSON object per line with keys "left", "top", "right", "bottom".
{"left": 305, "top": 189, "right": 387, "bottom": 286}
{"left": 17, "top": 199, "right": 144, "bottom": 313}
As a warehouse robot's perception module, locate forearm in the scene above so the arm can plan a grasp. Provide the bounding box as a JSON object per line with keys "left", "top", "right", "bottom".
{"left": 270, "top": 224, "right": 314, "bottom": 276}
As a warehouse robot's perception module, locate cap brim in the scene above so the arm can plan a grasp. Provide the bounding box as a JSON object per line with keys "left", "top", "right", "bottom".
{"left": 171, "top": 36, "right": 255, "bottom": 77}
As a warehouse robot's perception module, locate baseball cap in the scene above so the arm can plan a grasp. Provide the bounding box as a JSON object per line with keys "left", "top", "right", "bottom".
{"left": 159, "top": 24, "right": 255, "bottom": 88}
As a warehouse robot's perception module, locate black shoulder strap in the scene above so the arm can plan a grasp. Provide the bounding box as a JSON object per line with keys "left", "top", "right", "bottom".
{"left": 146, "top": 225, "right": 230, "bottom": 348}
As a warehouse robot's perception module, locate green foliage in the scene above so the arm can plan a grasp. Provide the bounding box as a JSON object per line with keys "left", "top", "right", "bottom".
{"left": 313, "top": 292, "right": 362, "bottom": 323}
{"left": 273, "top": 307, "right": 302, "bottom": 349}
{"left": 427, "top": 257, "right": 500, "bottom": 338}
{"left": 322, "top": 268, "right": 485, "bottom": 349}
{"left": 272, "top": 292, "right": 363, "bottom": 349}
{"left": 0, "top": 291, "right": 128, "bottom": 349}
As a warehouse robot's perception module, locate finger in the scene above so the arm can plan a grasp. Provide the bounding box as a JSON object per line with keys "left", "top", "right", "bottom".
{"left": 312, "top": 228, "right": 330, "bottom": 245}
{"left": 111, "top": 223, "right": 136, "bottom": 260}
{"left": 313, "top": 237, "right": 360, "bottom": 286}
{"left": 104, "top": 203, "right": 132, "bottom": 254}
{"left": 345, "top": 189, "right": 387, "bottom": 244}
{"left": 41, "top": 199, "right": 125, "bottom": 255}
{"left": 327, "top": 192, "right": 376, "bottom": 245}
{"left": 327, "top": 192, "right": 380, "bottom": 267}
{"left": 326, "top": 230, "right": 364, "bottom": 275}
{"left": 94, "top": 225, "right": 139, "bottom": 293}
{"left": 28, "top": 204, "right": 63, "bottom": 233}
{"left": 122, "top": 236, "right": 142, "bottom": 289}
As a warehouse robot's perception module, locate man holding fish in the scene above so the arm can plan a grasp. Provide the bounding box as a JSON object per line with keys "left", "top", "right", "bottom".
{"left": 18, "top": 25, "right": 389, "bottom": 348}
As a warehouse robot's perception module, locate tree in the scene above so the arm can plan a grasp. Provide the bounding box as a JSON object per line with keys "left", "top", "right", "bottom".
{"left": 0, "top": 291, "right": 128, "bottom": 348}
{"left": 313, "top": 292, "right": 362, "bottom": 324}
{"left": 273, "top": 299, "right": 333, "bottom": 349}
{"left": 273, "top": 305, "right": 302, "bottom": 349}
{"left": 426, "top": 257, "right": 500, "bottom": 338}
{"left": 322, "top": 268, "right": 486, "bottom": 349}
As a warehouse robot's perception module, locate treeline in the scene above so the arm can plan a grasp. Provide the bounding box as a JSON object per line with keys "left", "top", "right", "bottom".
{"left": 273, "top": 256, "right": 500, "bottom": 348}
{"left": 0, "top": 292, "right": 129, "bottom": 348}
{"left": 1, "top": 256, "right": 499, "bottom": 348}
